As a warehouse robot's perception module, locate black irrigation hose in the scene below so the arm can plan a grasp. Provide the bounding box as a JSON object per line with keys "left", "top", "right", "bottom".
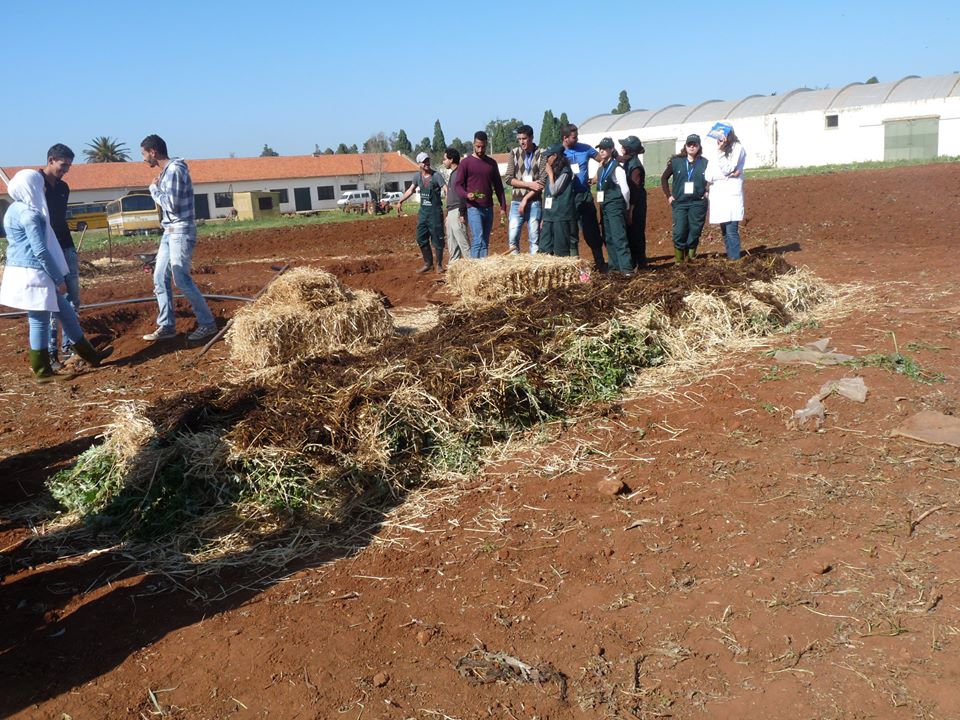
{"left": 0, "top": 294, "right": 253, "bottom": 319}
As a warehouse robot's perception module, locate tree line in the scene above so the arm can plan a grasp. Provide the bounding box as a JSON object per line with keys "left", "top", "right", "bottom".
{"left": 78, "top": 91, "right": 636, "bottom": 162}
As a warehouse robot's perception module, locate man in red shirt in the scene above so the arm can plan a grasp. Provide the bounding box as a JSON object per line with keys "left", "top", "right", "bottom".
{"left": 453, "top": 131, "right": 506, "bottom": 258}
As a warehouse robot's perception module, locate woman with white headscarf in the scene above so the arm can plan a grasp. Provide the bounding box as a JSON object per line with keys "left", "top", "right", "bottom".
{"left": 705, "top": 122, "right": 746, "bottom": 260}
{"left": 1, "top": 169, "right": 110, "bottom": 381}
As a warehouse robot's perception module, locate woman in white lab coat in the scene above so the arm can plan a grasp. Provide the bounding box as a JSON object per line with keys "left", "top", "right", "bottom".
{"left": 706, "top": 123, "right": 746, "bottom": 259}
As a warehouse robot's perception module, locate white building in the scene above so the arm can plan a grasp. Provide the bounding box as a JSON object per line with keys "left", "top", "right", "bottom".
{"left": 0, "top": 152, "right": 420, "bottom": 224}
{"left": 577, "top": 73, "right": 960, "bottom": 174}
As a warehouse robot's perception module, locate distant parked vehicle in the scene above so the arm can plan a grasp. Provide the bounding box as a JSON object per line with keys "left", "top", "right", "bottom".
{"left": 106, "top": 191, "right": 161, "bottom": 236}
{"left": 381, "top": 191, "right": 404, "bottom": 204}
{"left": 336, "top": 189, "right": 375, "bottom": 210}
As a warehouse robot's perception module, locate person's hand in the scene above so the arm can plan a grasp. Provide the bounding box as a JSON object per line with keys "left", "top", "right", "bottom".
{"left": 667, "top": 196, "right": 674, "bottom": 205}
{"left": 530, "top": 181, "right": 544, "bottom": 192}
{"left": 519, "top": 199, "right": 528, "bottom": 214}
{"left": 56, "top": 282, "right": 67, "bottom": 295}
{"left": 459, "top": 214, "right": 466, "bottom": 226}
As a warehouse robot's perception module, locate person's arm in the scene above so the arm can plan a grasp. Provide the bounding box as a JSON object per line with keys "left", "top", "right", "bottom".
{"left": 614, "top": 166, "right": 630, "bottom": 208}
{"left": 23, "top": 210, "right": 65, "bottom": 285}
{"left": 549, "top": 169, "right": 569, "bottom": 196}
{"left": 396, "top": 175, "right": 418, "bottom": 212}
{"left": 503, "top": 149, "right": 518, "bottom": 189}
{"left": 492, "top": 162, "right": 507, "bottom": 211}
{"left": 660, "top": 161, "right": 674, "bottom": 202}
{"left": 729, "top": 144, "right": 746, "bottom": 178}
{"left": 455, "top": 158, "right": 470, "bottom": 200}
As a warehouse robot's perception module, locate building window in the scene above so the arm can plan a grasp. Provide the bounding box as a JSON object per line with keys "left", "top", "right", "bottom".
{"left": 214, "top": 192, "right": 234, "bottom": 208}
{"left": 825, "top": 114, "right": 839, "bottom": 129}
{"left": 258, "top": 196, "right": 274, "bottom": 211}
{"left": 317, "top": 185, "right": 335, "bottom": 200}
{"left": 270, "top": 188, "right": 289, "bottom": 204}
{"left": 403, "top": 180, "right": 413, "bottom": 190}
{"left": 383, "top": 181, "right": 400, "bottom": 192}
{"left": 340, "top": 183, "right": 358, "bottom": 191}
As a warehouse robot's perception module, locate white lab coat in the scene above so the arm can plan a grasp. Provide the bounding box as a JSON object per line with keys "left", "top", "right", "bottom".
{"left": 706, "top": 142, "right": 746, "bottom": 224}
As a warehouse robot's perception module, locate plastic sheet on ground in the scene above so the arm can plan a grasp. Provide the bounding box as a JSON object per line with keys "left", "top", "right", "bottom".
{"left": 774, "top": 337, "right": 855, "bottom": 366}
{"left": 891, "top": 410, "right": 960, "bottom": 448}
{"left": 793, "top": 376, "right": 868, "bottom": 427}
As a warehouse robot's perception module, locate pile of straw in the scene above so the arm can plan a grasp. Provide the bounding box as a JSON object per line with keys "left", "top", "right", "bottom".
{"left": 446, "top": 254, "right": 584, "bottom": 307}
{"left": 226, "top": 267, "right": 393, "bottom": 371}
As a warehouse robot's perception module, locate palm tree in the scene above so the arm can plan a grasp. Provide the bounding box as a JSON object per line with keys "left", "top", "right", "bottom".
{"left": 83, "top": 136, "right": 131, "bottom": 163}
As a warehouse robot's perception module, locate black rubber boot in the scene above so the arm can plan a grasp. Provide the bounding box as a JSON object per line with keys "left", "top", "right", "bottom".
{"left": 29, "top": 349, "right": 56, "bottom": 383}
{"left": 435, "top": 245, "right": 445, "bottom": 273}
{"left": 415, "top": 244, "right": 434, "bottom": 274}
{"left": 71, "top": 338, "right": 113, "bottom": 367}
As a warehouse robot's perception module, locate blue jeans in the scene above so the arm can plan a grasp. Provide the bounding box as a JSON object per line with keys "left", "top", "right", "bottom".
{"left": 467, "top": 206, "right": 493, "bottom": 258}
{"left": 48, "top": 246, "right": 81, "bottom": 355}
{"left": 507, "top": 200, "right": 541, "bottom": 254}
{"left": 721, "top": 221, "right": 741, "bottom": 259}
{"left": 153, "top": 229, "right": 214, "bottom": 329}
{"left": 29, "top": 293, "right": 84, "bottom": 351}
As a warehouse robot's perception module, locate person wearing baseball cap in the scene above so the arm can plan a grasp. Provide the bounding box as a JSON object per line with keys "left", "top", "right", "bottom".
{"left": 593, "top": 138, "right": 633, "bottom": 275}
{"left": 618, "top": 136, "right": 647, "bottom": 269}
{"left": 538, "top": 143, "right": 578, "bottom": 257}
{"left": 660, "top": 134, "right": 709, "bottom": 264}
{"left": 396, "top": 151, "right": 446, "bottom": 273}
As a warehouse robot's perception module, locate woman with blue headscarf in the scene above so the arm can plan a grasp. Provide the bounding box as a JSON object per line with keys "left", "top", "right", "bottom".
{"left": 706, "top": 122, "right": 746, "bottom": 259}
{"left": 1, "top": 169, "right": 111, "bottom": 381}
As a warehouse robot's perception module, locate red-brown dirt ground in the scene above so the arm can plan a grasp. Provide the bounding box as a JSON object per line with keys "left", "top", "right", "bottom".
{"left": 2, "top": 164, "right": 959, "bottom": 719}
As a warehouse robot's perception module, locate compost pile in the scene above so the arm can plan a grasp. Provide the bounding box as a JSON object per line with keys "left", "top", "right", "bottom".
{"left": 47, "top": 255, "right": 832, "bottom": 576}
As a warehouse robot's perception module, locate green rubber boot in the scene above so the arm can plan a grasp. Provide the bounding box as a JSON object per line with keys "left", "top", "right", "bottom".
{"left": 71, "top": 338, "right": 113, "bottom": 368}
{"left": 687, "top": 247, "right": 697, "bottom": 260}
{"left": 28, "top": 349, "right": 56, "bottom": 383}
{"left": 674, "top": 248, "right": 685, "bottom": 265}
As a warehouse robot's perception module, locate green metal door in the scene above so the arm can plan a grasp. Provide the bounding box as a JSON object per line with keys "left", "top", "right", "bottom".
{"left": 884, "top": 117, "right": 939, "bottom": 161}
{"left": 641, "top": 139, "right": 678, "bottom": 184}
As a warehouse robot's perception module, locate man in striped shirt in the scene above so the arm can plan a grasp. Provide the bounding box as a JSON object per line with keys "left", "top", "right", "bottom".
{"left": 140, "top": 134, "right": 217, "bottom": 343}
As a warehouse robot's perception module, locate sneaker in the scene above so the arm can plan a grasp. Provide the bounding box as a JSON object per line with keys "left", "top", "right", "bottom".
{"left": 186, "top": 324, "right": 218, "bottom": 342}
{"left": 143, "top": 326, "right": 177, "bottom": 341}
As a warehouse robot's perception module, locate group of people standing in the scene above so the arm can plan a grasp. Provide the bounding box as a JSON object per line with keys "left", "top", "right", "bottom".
{"left": 1, "top": 134, "right": 217, "bottom": 383}
{"left": 400, "top": 121, "right": 746, "bottom": 274}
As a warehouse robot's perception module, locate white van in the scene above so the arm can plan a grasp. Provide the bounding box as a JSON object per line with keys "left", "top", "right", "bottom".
{"left": 336, "top": 189, "right": 375, "bottom": 209}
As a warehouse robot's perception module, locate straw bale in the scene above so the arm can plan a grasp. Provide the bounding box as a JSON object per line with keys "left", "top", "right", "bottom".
{"left": 749, "top": 267, "right": 832, "bottom": 314}
{"left": 446, "top": 254, "right": 584, "bottom": 306}
{"left": 227, "top": 287, "right": 393, "bottom": 371}
{"left": 261, "top": 266, "right": 351, "bottom": 309}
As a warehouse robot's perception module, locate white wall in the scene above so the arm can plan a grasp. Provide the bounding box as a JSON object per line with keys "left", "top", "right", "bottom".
{"left": 580, "top": 96, "right": 960, "bottom": 170}
{"left": 66, "top": 171, "right": 417, "bottom": 215}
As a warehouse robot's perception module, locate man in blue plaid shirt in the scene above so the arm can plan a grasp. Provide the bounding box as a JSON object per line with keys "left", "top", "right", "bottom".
{"left": 140, "top": 134, "right": 217, "bottom": 343}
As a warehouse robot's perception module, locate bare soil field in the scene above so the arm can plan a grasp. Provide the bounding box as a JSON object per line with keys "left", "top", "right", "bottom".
{"left": 2, "top": 164, "right": 959, "bottom": 719}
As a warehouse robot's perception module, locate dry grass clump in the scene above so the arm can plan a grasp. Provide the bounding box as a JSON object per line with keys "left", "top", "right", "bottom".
{"left": 750, "top": 266, "right": 832, "bottom": 314}
{"left": 259, "top": 266, "right": 350, "bottom": 308}
{"left": 226, "top": 267, "right": 393, "bottom": 371}
{"left": 43, "top": 255, "right": 850, "bottom": 592}
{"left": 446, "top": 254, "right": 584, "bottom": 307}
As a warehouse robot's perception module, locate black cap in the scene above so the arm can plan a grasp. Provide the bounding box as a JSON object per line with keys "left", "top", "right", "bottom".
{"left": 619, "top": 135, "right": 644, "bottom": 153}
{"left": 685, "top": 134, "right": 701, "bottom": 145}
{"left": 595, "top": 137, "right": 615, "bottom": 150}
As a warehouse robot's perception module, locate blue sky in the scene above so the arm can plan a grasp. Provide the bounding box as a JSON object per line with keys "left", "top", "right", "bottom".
{"left": 1, "top": 0, "right": 955, "bottom": 165}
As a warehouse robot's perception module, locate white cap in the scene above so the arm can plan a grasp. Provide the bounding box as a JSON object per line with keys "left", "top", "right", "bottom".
{"left": 415, "top": 152, "right": 430, "bottom": 164}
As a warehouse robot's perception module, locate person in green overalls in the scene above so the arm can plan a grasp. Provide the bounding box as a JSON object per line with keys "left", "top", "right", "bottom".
{"left": 660, "top": 134, "right": 708, "bottom": 264}
{"left": 618, "top": 135, "right": 647, "bottom": 269}
{"left": 593, "top": 137, "right": 633, "bottom": 275}
{"left": 537, "top": 143, "right": 578, "bottom": 256}
{"left": 397, "top": 151, "right": 446, "bottom": 273}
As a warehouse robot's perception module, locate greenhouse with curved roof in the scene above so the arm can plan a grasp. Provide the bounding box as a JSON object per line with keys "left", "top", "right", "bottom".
{"left": 577, "top": 73, "right": 960, "bottom": 172}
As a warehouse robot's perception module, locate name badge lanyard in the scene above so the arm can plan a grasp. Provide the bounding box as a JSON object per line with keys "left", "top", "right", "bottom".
{"left": 686, "top": 159, "right": 697, "bottom": 184}
{"left": 598, "top": 160, "right": 615, "bottom": 189}
{"left": 524, "top": 152, "right": 534, "bottom": 174}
